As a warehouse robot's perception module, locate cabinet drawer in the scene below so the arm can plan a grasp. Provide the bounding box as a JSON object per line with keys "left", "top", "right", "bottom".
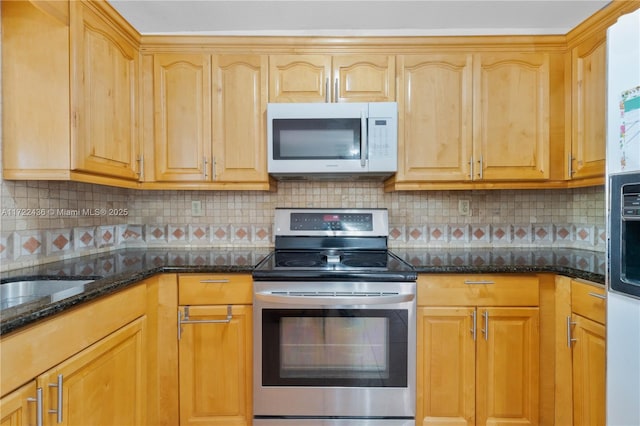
{"left": 571, "top": 279, "right": 606, "bottom": 324}
{"left": 178, "top": 274, "right": 252, "bottom": 305}
{"left": 417, "top": 274, "right": 539, "bottom": 306}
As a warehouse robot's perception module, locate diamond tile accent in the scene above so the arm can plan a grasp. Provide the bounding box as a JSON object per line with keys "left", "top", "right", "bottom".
{"left": 22, "top": 236, "right": 42, "bottom": 255}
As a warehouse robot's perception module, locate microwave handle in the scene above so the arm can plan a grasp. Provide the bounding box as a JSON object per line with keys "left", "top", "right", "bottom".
{"left": 360, "top": 111, "right": 367, "bottom": 168}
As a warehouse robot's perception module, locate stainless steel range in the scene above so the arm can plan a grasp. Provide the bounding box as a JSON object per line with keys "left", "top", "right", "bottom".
{"left": 252, "top": 208, "right": 417, "bottom": 426}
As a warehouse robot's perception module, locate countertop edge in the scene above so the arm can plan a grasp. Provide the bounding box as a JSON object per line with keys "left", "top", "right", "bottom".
{"left": 1, "top": 262, "right": 603, "bottom": 336}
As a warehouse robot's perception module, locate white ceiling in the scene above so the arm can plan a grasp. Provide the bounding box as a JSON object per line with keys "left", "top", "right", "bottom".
{"left": 108, "top": 0, "right": 611, "bottom": 36}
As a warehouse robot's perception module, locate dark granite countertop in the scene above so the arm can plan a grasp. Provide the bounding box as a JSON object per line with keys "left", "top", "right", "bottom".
{"left": 0, "top": 247, "right": 605, "bottom": 335}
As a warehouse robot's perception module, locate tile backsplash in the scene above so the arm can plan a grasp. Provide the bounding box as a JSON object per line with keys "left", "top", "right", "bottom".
{"left": 0, "top": 179, "right": 605, "bottom": 271}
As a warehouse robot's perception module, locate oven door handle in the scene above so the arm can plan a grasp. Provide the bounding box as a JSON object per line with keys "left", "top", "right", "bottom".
{"left": 255, "top": 292, "right": 415, "bottom": 306}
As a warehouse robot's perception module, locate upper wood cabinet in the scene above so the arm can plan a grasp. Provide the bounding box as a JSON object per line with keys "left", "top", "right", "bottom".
{"left": 2, "top": 0, "right": 141, "bottom": 187}
{"left": 152, "top": 53, "right": 211, "bottom": 182}
{"left": 70, "top": 1, "right": 140, "bottom": 181}
{"left": 395, "top": 54, "right": 473, "bottom": 182}
{"left": 473, "top": 53, "right": 550, "bottom": 181}
{"left": 394, "top": 52, "right": 550, "bottom": 186}
{"left": 146, "top": 53, "right": 271, "bottom": 189}
{"left": 269, "top": 54, "right": 395, "bottom": 103}
{"left": 569, "top": 32, "right": 607, "bottom": 181}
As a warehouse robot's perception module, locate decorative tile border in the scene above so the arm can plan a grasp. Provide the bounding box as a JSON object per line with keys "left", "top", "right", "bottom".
{"left": 0, "top": 221, "right": 605, "bottom": 272}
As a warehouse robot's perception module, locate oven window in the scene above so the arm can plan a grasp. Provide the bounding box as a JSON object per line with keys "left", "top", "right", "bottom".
{"left": 272, "top": 118, "right": 361, "bottom": 160}
{"left": 262, "top": 309, "right": 408, "bottom": 387}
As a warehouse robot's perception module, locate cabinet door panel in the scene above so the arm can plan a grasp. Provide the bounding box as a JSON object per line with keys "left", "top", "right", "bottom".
{"left": 333, "top": 55, "right": 395, "bottom": 102}
{"left": 153, "top": 53, "right": 211, "bottom": 181}
{"left": 417, "top": 307, "right": 475, "bottom": 426}
{"left": 179, "top": 305, "right": 252, "bottom": 426}
{"left": 72, "top": 3, "right": 138, "bottom": 180}
{"left": 572, "top": 314, "right": 606, "bottom": 426}
{"left": 269, "top": 55, "right": 331, "bottom": 102}
{"left": 212, "top": 55, "right": 268, "bottom": 182}
{"left": 571, "top": 34, "right": 606, "bottom": 179}
{"left": 0, "top": 381, "right": 37, "bottom": 426}
{"left": 476, "top": 307, "right": 539, "bottom": 426}
{"left": 38, "top": 317, "right": 146, "bottom": 426}
{"left": 474, "top": 54, "right": 549, "bottom": 180}
{"left": 397, "top": 55, "right": 473, "bottom": 182}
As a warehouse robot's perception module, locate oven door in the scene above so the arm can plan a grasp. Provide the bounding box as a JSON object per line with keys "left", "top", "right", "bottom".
{"left": 253, "top": 281, "right": 416, "bottom": 421}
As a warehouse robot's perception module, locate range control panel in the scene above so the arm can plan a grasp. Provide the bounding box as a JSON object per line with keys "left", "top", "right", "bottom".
{"left": 290, "top": 213, "right": 373, "bottom": 231}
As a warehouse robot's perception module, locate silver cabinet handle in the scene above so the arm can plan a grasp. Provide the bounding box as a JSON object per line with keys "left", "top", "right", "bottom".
{"left": 568, "top": 153, "right": 574, "bottom": 177}
{"left": 478, "top": 154, "right": 484, "bottom": 179}
{"left": 334, "top": 77, "right": 339, "bottom": 102}
{"left": 137, "top": 155, "right": 144, "bottom": 181}
{"left": 255, "top": 291, "right": 414, "bottom": 306}
{"left": 567, "top": 315, "right": 577, "bottom": 347}
{"left": 470, "top": 310, "right": 477, "bottom": 341}
{"left": 48, "top": 374, "right": 63, "bottom": 423}
{"left": 464, "top": 280, "right": 495, "bottom": 285}
{"left": 203, "top": 156, "right": 209, "bottom": 180}
{"left": 27, "top": 387, "right": 44, "bottom": 426}
{"left": 212, "top": 156, "right": 217, "bottom": 180}
{"left": 481, "top": 310, "right": 489, "bottom": 340}
{"left": 199, "top": 279, "right": 230, "bottom": 284}
{"left": 178, "top": 305, "right": 233, "bottom": 340}
{"left": 588, "top": 292, "right": 607, "bottom": 300}
{"left": 469, "top": 156, "right": 474, "bottom": 180}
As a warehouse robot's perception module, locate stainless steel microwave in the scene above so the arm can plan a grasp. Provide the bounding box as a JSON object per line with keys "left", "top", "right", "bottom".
{"left": 267, "top": 102, "right": 398, "bottom": 180}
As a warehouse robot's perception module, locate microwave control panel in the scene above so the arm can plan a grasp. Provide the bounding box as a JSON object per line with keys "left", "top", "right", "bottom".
{"left": 623, "top": 183, "right": 640, "bottom": 220}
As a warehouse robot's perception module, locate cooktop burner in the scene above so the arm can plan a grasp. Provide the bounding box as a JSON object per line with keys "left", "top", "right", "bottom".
{"left": 252, "top": 208, "right": 417, "bottom": 282}
{"left": 273, "top": 250, "right": 390, "bottom": 269}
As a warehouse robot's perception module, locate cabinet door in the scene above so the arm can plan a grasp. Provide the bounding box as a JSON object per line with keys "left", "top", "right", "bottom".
{"left": 570, "top": 34, "right": 607, "bottom": 180}
{"left": 71, "top": 2, "right": 139, "bottom": 180}
{"left": 572, "top": 314, "right": 606, "bottom": 426}
{"left": 417, "top": 307, "right": 475, "bottom": 426}
{"left": 476, "top": 307, "right": 539, "bottom": 426}
{"left": 0, "top": 381, "right": 37, "bottom": 426}
{"left": 269, "top": 55, "right": 331, "bottom": 102}
{"left": 212, "top": 55, "right": 269, "bottom": 182}
{"left": 178, "top": 305, "right": 252, "bottom": 426}
{"left": 333, "top": 55, "right": 395, "bottom": 102}
{"left": 396, "top": 54, "right": 473, "bottom": 182}
{"left": 153, "top": 53, "right": 212, "bottom": 181}
{"left": 38, "top": 317, "right": 146, "bottom": 426}
{"left": 474, "top": 53, "right": 550, "bottom": 181}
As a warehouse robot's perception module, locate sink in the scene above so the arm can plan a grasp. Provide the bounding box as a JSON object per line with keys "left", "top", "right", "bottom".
{"left": 0, "top": 279, "right": 95, "bottom": 310}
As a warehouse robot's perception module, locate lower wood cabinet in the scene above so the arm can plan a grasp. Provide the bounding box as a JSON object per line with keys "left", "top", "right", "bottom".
{"left": 0, "top": 284, "right": 148, "bottom": 426}
{"left": 0, "top": 381, "right": 37, "bottom": 426}
{"left": 553, "top": 276, "right": 607, "bottom": 426}
{"left": 39, "top": 317, "right": 146, "bottom": 426}
{"left": 417, "top": 275, "right": 540, "bottom": 426}
{"left": 177, "top": 274, "right": 253, "bottom": 426}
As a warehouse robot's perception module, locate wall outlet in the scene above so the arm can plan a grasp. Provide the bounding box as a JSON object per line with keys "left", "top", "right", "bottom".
{"left": 458, "top": 199, "right": 471, "bottom": 216}
{"left": 191, "top": 200, "right": 203, "bottom": 217}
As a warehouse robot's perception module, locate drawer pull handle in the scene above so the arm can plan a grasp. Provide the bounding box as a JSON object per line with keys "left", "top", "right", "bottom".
{"left": 178, "top": 305, "right": 233, "bottom": 340}
{"left": 464, "top": 280, "right": 495, "bottom": 285}
{"left": 588, "top": 292, "right": 606, "bottom": 300}
{"left": 27, "top": 387, "right": 44, "bottom": 426}
{"left": 200, "top": 279, "right": 230, "bottom": 284}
